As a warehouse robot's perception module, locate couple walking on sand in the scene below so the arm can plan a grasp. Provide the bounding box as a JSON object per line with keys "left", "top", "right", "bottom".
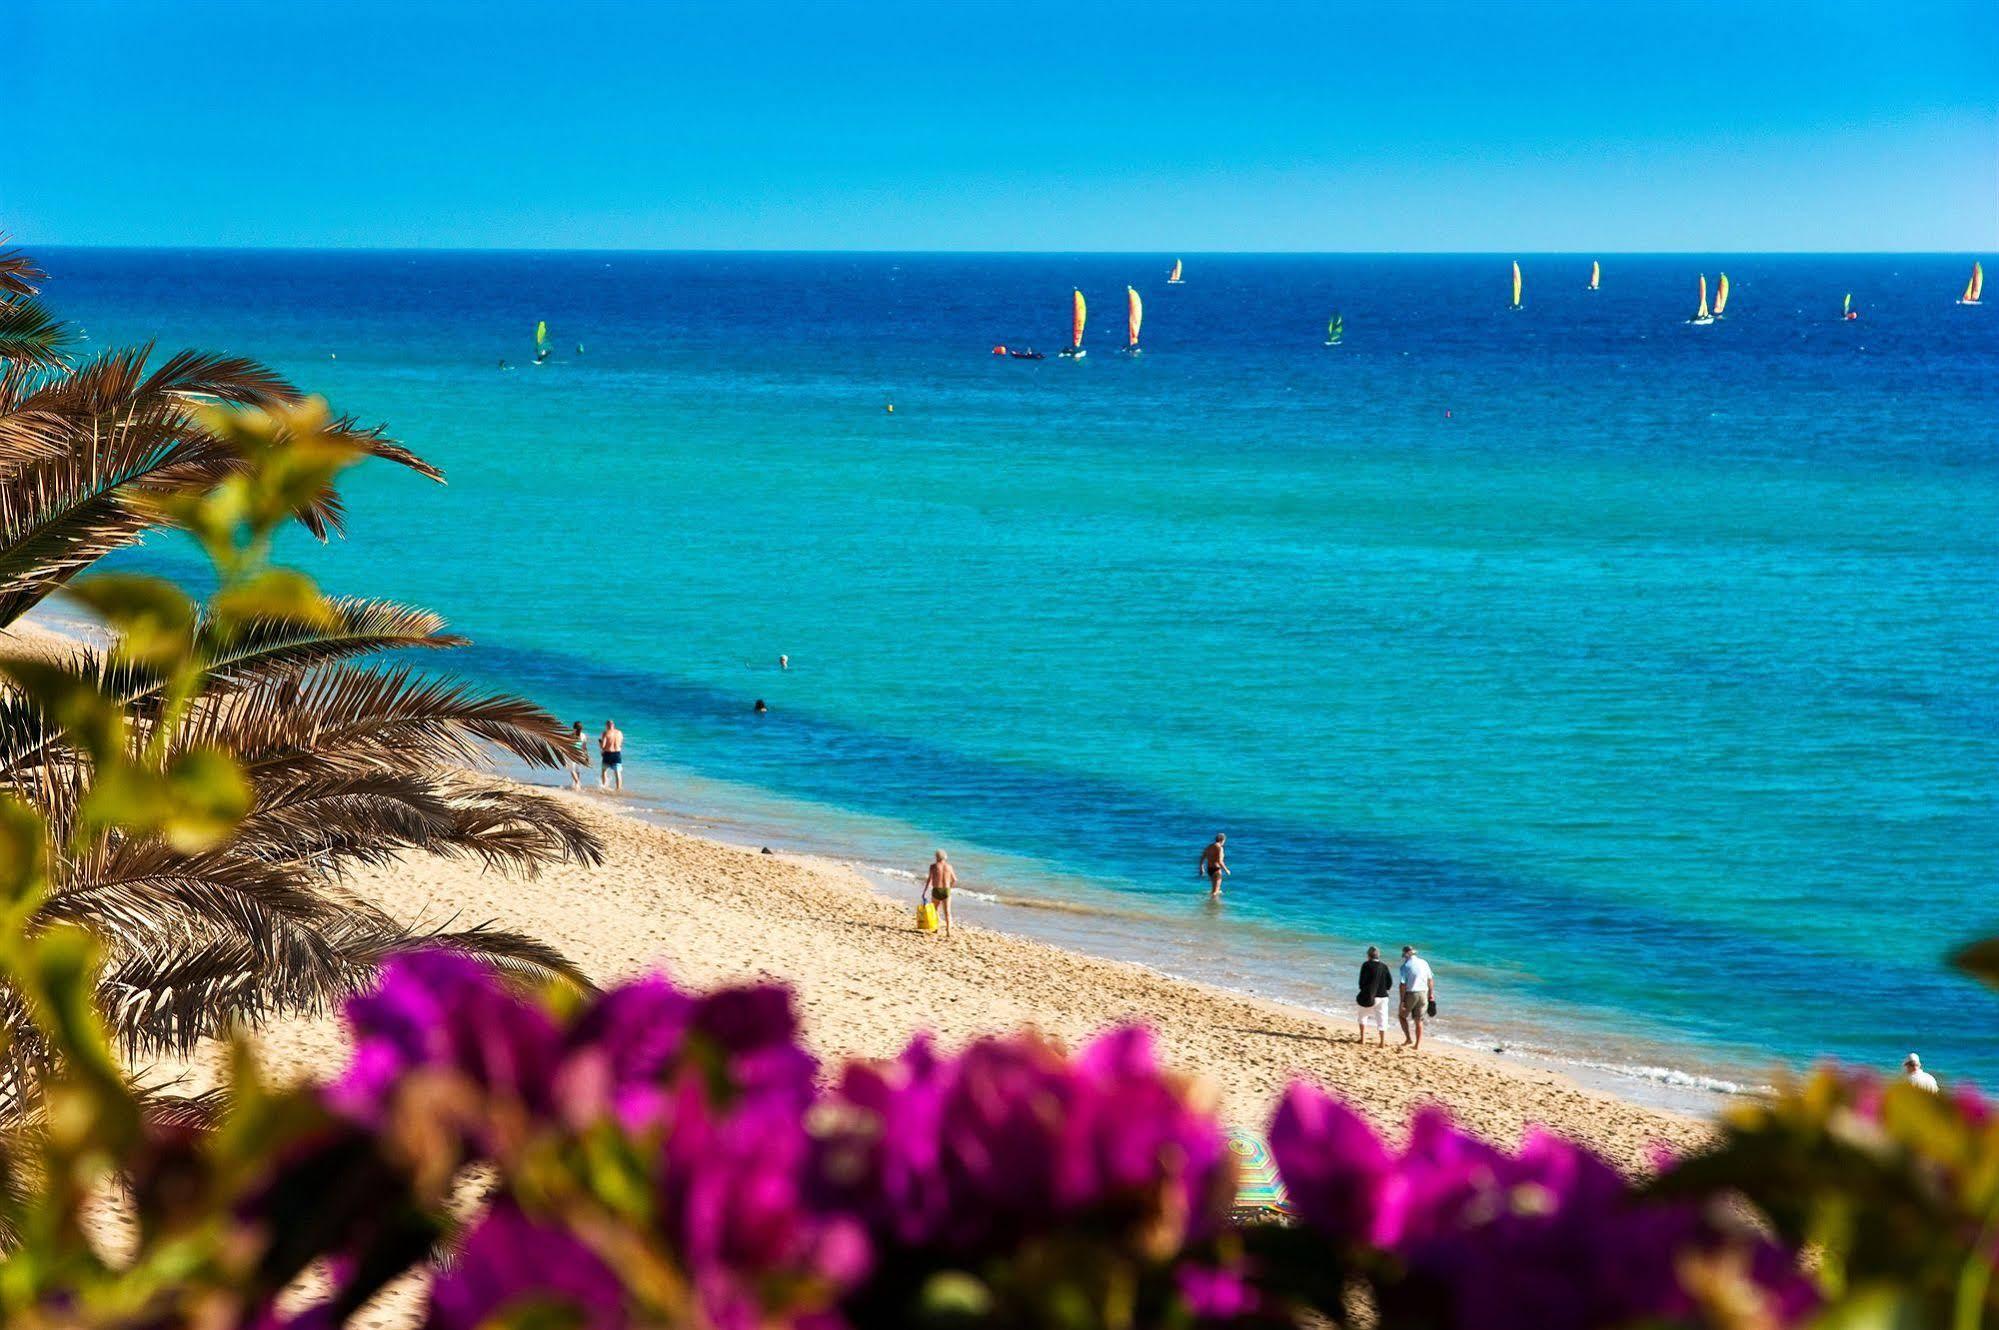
{"left": 1356, "top": 944, "right": 1436, "bottom": 1049}
{"left": 567, "top": 721, "right": 625, "bottom": 791}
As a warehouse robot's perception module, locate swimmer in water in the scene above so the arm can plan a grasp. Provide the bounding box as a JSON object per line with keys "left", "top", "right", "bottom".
{"left": 754, "top": 699, "right": 768, "bottom": 714}
{"left": 779, "top": 654, "right": 789, "bottom": 670}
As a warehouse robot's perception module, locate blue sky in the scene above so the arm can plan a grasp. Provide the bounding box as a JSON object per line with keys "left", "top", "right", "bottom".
{"left": 12, "top": 0, "right": 1995, "bottom": 251}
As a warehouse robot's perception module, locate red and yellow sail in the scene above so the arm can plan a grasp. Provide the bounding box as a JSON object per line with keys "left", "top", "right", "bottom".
{"left": 1510, "top": 261, "right": 1522, "bottom": 308}
{"left": 1714, "top": 273, "right": 1729, "bottom": 316}
{"left": 1589, "top": 260, "right": 1600, "bottom": 291}
{"left": 1965, "top": 262, "right": 1984, "bottom": 304}
{"left": 1071, "top": 289, "right": 1087, "bottom": 348}
{"left": 1169, "top": 259, "right": 1183, "bottom": 283}
{"left": 1127, "top": 286, "right": 1142, "bottom": 347}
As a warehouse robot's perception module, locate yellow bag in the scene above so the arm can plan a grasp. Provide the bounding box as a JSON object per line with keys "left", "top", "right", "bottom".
{"left": 915, "top": 901, "right": 938, "bottom": 932}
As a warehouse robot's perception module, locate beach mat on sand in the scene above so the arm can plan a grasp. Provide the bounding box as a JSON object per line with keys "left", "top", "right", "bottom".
{"left": 1227, "top": 1127, "right": 1292, "bottom": 1222}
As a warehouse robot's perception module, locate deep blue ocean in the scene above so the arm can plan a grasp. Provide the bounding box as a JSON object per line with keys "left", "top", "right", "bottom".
{"left": 37, "top": 248, "right": 1999, "bottom": 1106}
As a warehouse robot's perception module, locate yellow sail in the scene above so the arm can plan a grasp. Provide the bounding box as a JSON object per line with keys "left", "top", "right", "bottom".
{"left": 1966, "top": 261, "right": 1984, "bottom": 303}
{"left": 1127, "top": 286, "right": 1142, "bottom": 347}
{"left": 535, "top": 320, "right": 548, "bottom": 348}
{"left": 1589, "top": 260, "right": 1600, "bottom": 291}
{"left": 1169, "top": 259, "right": 1183, "bottom": 283}
{"left": 1511, "top": 261, "right": 1522, "bottom": 308}
{"left": 1697, "top": 274, "right": 1710, "bottom": 319}
{"left": 1072, "top": 289, "right": 1087, "bottom": 348}
{"left": 1714, "top": 273, "right": 1729, "bottom": 316}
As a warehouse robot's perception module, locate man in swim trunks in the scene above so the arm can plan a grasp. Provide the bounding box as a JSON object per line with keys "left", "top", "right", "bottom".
{"left": 1199, "top": 834, "right": 1229, "bottom": 898}
{"left": 924, "top": 850, "right": 957, "bottom": 939}
{"left": 599, "top": 720, "right": 624, "bottom": 792}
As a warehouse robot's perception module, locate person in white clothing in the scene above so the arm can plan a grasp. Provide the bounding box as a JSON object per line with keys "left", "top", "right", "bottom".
{"left": 1397, "top": 945, "right": 1435, "bottom": 1049}
{"left": 1903, "top": 1053, "right": 1938, "bottom": 1093}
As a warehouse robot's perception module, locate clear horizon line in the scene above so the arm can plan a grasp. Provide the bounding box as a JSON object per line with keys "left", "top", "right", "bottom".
{"left": 19, "top": 242, "right": 1992, "bottom": 258}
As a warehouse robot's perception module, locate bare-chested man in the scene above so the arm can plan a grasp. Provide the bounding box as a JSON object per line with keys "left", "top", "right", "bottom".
{"left": 1199, "top": 833, "right": 1229, "bottom": 898}
{"left": 924, "top": 850, "right": 957, "bottom": 938}
{"left": 598, "top": 720, "right": 624, "bottom": 792}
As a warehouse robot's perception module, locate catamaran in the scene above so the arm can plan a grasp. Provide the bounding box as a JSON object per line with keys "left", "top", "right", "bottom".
{"left": 1510, "top": 261, "right": 1523, "bottom": 310}
{"left": 1713, "top": 273, "right": 1730, "bottom": 319}
{"left": 1324, "top": 312, "right": 1344, "bottom": 346}
{"left": 534, "top": 320, "right": 551, "bottom": 364}
{"left": 1843, "top": 293, "right": 1858, "bottom": 321}
{"left": 1588, "top": 260, "right": 1600, "bottom": 292}
{"left": 1167, "top": 259, "right": 1184, "bottom": 285}
{"left": 1057, "top": 289, "right": 1088, "bottom": 359}
{"left": 1960, "top": 261, "right": 1984, "bottom": 306}
{"left": 1687, "top": 275, "right": 1714, "bottom": 326}
{"left": 1124, "top": 287, "right": 1143, "bottom": 354}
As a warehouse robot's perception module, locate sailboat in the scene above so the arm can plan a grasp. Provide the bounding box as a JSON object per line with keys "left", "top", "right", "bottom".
{"left": 1959, "top": 261, "right": 1984, "bottom": 306}
{"left": 1713, "top": 273, "right": 1730, "bottom": 319}
{"left": 1167, "top": 259, "right": 1184, "bottom": 285}
{"left": 1843, "top": 293, "right": 1858, "bottom": 321}
{"left": 1510, "top": 261, "right": 1523, "bottom": 310}
{"left": 1057, "top": 289, "right": 1088, "bottom": 359}
{"left": 1324, "top": 312, "right": 1344, "bottom": 346}
{"left": 1687, "top": 274, "right": 1714, "bottom": 326}
{"left": 1124, "top": 287, "right": 1143, "bottom": 354}
{"left": 534, "top": 320, "right": 551, "bottom": 364}
{"left": 1588, "top": 260, "right": 1600, "bottom": 292}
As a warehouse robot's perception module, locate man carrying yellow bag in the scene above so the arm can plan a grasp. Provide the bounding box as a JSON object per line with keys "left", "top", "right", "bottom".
{"left": 917, "top": 850, "right": 956, "bottom": 937}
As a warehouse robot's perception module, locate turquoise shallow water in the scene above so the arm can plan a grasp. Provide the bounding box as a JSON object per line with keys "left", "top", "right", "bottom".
{"left": 42, "top": 249, "right": 1999, "bottom": 1104}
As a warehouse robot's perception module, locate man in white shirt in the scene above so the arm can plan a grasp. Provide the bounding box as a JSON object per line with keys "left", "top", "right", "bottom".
{"left": 1903, "top": 1053, "right": 1939, "bottom": 1093}
{"left": 1398, "top": 945, "right": 1436, "bottom": 1050}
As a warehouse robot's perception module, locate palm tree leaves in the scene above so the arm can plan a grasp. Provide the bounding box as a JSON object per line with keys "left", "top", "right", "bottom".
{"left": 0, "top": 244, "right": 602, "bottom": 1106}
{"left": 0, "top": 341, "right": 442, "bottom": 627}
{"left": 0, "top": 244, "right": 65, "bottom": 371}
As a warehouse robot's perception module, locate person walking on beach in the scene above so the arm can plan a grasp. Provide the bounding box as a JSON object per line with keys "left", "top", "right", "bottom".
{"left": 567, "top": 721, "right": 588, "bottom": 790}
{"left": 1355, "top": 945, "right": 1395, "bottom": 1047}
{"left": 924, "top": 851, "right": 957, "bottom": 939}
{"left": 1199, "top": 834, "right": 1229, "bottom": 898}
{"left": 1397, "top": 945, "right": 1435, "bottom": 1049}
{"left": 598, "top": 720, "right": 624, "bottom": 792}
{"left": 1904, "top": 1053, "right": 1939, "bottom": 1092}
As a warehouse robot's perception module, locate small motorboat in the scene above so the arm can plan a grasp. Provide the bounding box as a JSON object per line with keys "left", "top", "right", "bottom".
{"left": 1009, "top": 349, "right": 1045, "bottom": 360}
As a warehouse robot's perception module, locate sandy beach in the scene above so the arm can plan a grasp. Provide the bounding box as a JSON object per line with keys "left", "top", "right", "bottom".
{"left": 186, "top": 784, "right": 1706, "bottom": 1171}
{"left": 1, "top": 617, "right": 1704, "bottom": 1164}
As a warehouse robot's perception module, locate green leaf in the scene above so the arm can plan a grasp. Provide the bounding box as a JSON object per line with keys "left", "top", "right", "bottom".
{"left": 920, "top": 1271, "right": 995, "bottom": 1319}
{"left": 160, "top": 747, "right": 251, "bottom": 853}
{"left": 208, "top": 569, "right": 336, "bottom": 639}
{"left": 62, "top": 573, "right": 197, "bottom": 668}
{"left": 1810, "top": 1285, "right": 1927, "bottom": 1330}
{"left": 0, "top": 797, "right": 48, "bottom": 908}
{"left": 1949, "top": 938, "right": 1999, "bottom": 993}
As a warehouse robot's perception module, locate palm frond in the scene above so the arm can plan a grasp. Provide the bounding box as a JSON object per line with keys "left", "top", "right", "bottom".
{"left": 0, "top": 297, "right": 68, "bottom": 371}
{"left": 0, "top": 245, "right": 44, "bottom": 298}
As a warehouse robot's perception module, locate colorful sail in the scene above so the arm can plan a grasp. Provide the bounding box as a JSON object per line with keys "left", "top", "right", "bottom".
{"left": 535, "top": 320, "right": 548, "bottom": 349}
{"left": 1964, "top": 261, "right": 1984, "bottom": 304}
{"left": 1127, "top": 286, "right": 1143, "bottom": 347}
{"left": 1326, "top": 312, "right": 1344, "bottom": 345}
{"left": 1714, "top": 273, "right": 1730, "bottom": 316}
{"left": 1589, "top": 260, "right": 1600, "bottom": 291}
{"left": 1511, "top": 261, "right": 1523, "bottom": 308}
{"left": 1696, "top": 274, "right": 1710, "bottom": 320}
{"left": 1843, "top": 293, "right": 1853, "bottom": 317}
{"left": 1071, "top": 289, "right": 1087, "bottom": 348}
{"left": 1169, "top": 259, "right": 1184, "bottom": 283}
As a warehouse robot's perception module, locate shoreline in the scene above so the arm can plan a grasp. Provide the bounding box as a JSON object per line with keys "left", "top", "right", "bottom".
{"left": 511, "top": 759, "right": 1766, "bottom": 1118}
{"left": 212, "top": 779, "right": 1709, "bottom": 1171}
{"left": 10, "top": 610, "right": 1735, "bottom": 1139}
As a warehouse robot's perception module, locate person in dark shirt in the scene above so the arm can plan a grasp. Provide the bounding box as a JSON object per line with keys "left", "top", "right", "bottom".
{"left": 1355, "top": 945, "right": 1395, "bottom": 1047}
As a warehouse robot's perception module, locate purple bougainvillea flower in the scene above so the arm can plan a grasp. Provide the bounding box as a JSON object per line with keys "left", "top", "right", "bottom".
{"left": 1267, "top": 1083, "right": 1394, "bottom": 1248}
{"left": 658, "top": 1089, "right": 869, "bottom": 1329}
{"left": 428, "top": 1201, "right": 627, "bottom": 1330}
{"left": 330, "top": 950, "right": 560, "bottom": 1131}
{"left": 555, "top": 975, "right": 696, "bottom": 1128}
{"left": 825, "top": 1026, "right": 1231, "bottom": 1257}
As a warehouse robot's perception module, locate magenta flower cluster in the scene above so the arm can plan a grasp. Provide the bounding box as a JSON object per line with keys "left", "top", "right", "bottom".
{"left": 292, "top": 952, "right": 1813, "bottom": 1329}
{"left": 1269, "top": 1084, "right": 1815, "bottom": 1330}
